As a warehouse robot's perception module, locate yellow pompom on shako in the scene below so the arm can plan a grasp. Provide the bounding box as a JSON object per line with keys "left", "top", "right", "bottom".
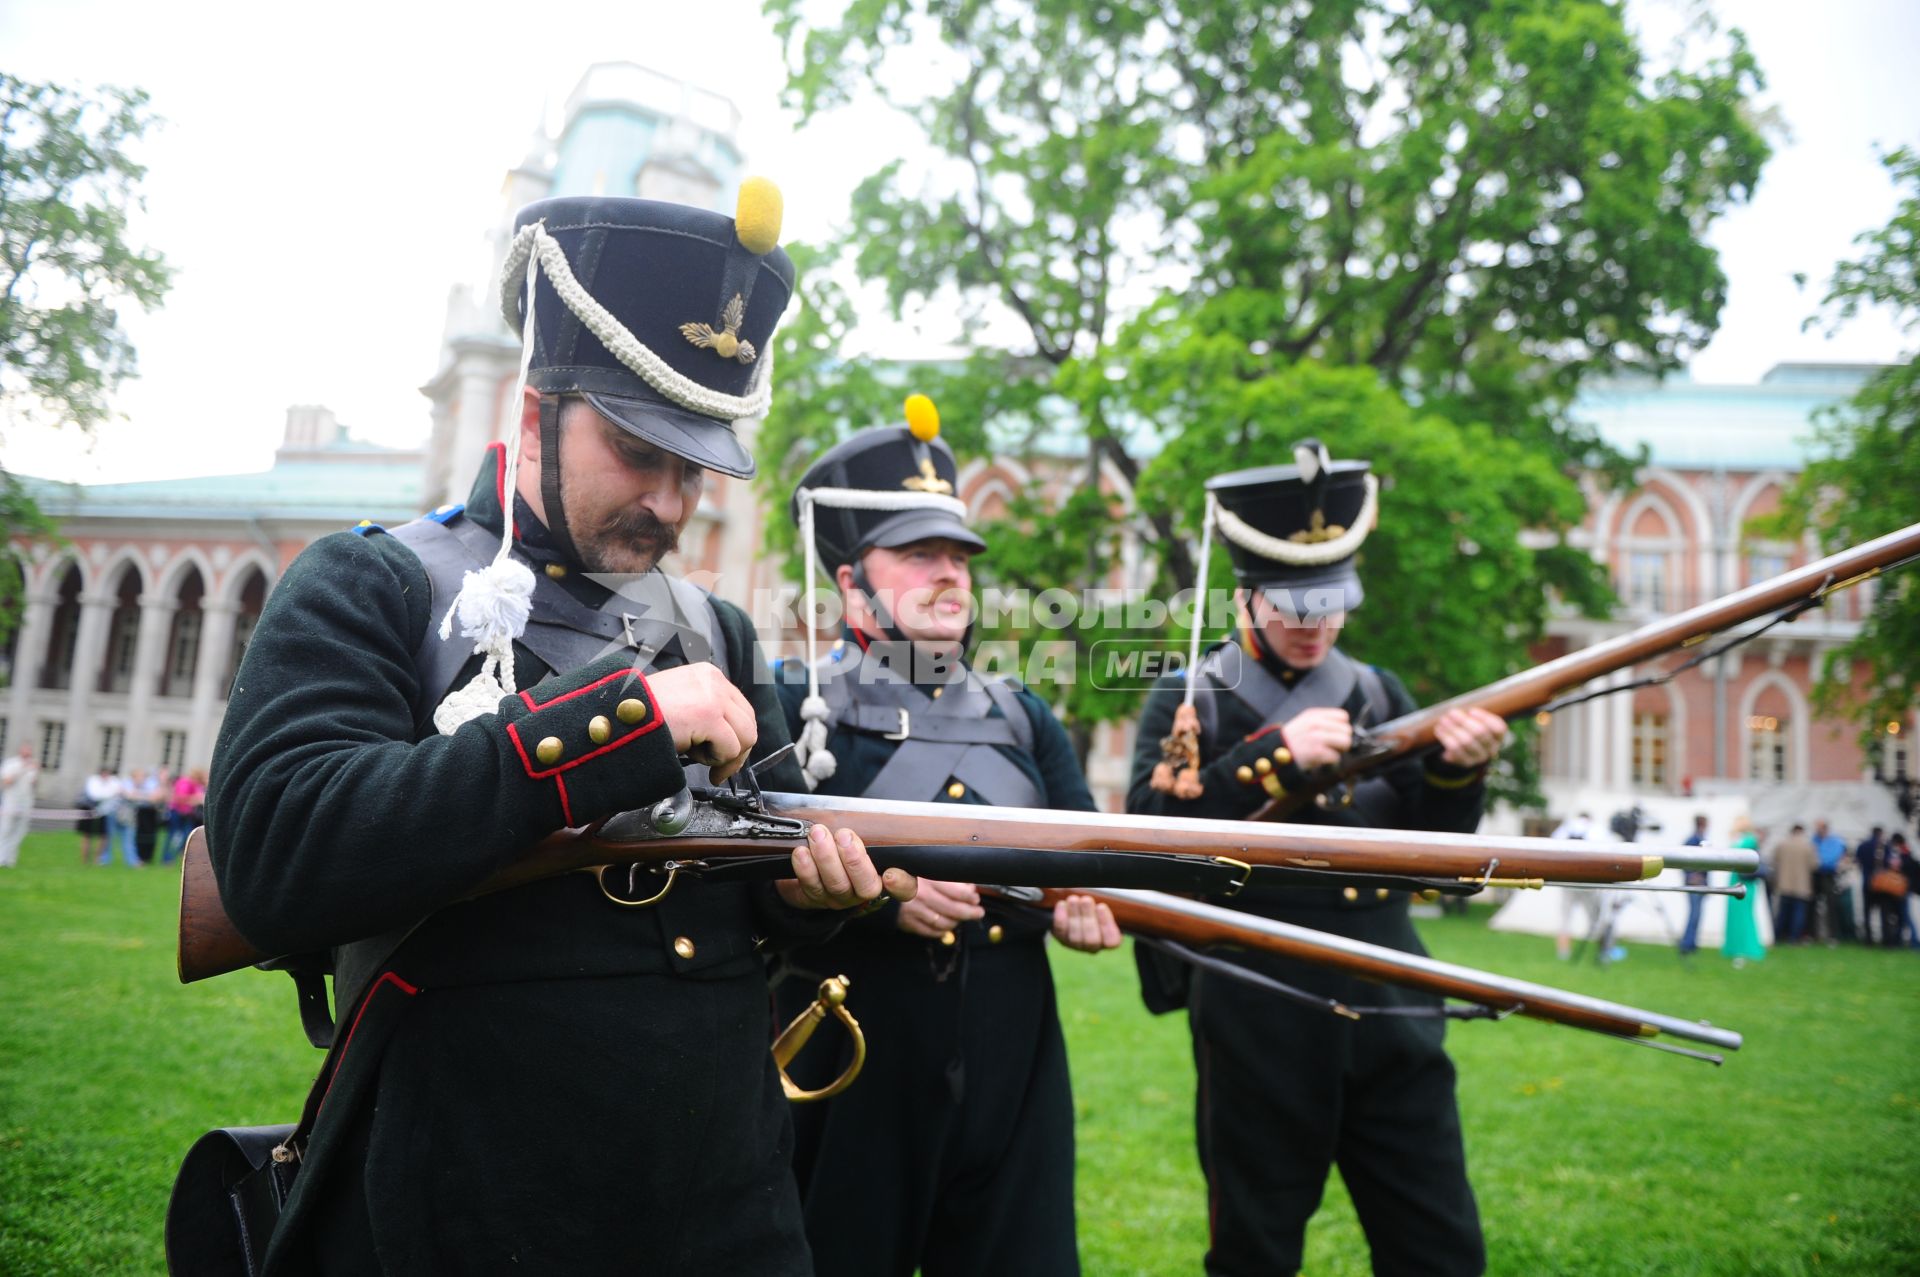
{"left": 735, "top": 177, "right": 784, "bottom": 256}
{"left": 904, "top": 393, "right": 940, "bottom": 442}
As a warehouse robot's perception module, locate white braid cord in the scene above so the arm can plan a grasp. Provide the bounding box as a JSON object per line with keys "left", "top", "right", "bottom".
{"left": 1181, "top": 494, "right": 1219, "bottom": 709}
{"left": 499, "top": 222, "right": 774, "bottom": 423}
{"left": 792, "top": 485, "right": 972, "bottom": 789}
{"left": 432, "top": 237, "right": 543, "bottom": 735}
{"left": 1213, "top": 473, "right": 1378, "bottom": 567}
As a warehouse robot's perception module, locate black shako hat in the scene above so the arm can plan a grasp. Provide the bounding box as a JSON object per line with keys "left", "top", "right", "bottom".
{"left": 790, "top": 396, "right": 986, "bottom": 576}
{"left": 1204, "top": 438, "right": 1379, "bottom": 617}
{"left": 505, "top": 182, "right": 794, "bottom": 479}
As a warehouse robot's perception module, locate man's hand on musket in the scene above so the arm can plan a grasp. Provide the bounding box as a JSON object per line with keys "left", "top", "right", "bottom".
{"left": 1280, "top": 707, "right": 1353, "bottom": 770}
{"left": 896, "top": 878, "right": 984, "bottom": 938}
{"left": 781, "top": 824, "right": 918, "bottom": 912}
{"left": 648, "top": 663, "right": 760, "bottom": 782}
{"left": 1433, "top": 707, "right": 1508, "bottom": 769}
{"left": 1051, "top": 895, "right": 1123, "bottom": 953}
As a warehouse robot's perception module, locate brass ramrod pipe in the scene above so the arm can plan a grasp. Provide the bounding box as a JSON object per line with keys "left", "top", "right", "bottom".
{"left": 1253, "top": 520, "right": 1920, "bottom": 821}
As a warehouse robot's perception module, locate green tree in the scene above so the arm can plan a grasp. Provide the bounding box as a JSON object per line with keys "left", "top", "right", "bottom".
{"left": 762, "top": 0, "right": 1767, "bottom": 769}
{"left": 1759, "top": 147, "right": 1920, "bottom": 752}
{"left": 0, "top": 73, "right": 171, "bottom": 640}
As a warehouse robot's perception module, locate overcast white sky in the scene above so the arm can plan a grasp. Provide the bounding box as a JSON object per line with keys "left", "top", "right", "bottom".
{"left": 2, "top": 0, "right": 1915, "bottom": 486}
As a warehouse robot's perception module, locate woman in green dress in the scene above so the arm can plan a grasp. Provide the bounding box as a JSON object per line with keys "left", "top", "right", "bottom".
{"left": 1722, "top": 815, "right": 1767, "bottom": 965}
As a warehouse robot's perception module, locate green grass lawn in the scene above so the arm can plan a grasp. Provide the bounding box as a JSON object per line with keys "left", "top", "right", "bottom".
{"left": 3, "top": 829, "right": 1918, "bottom": 1275}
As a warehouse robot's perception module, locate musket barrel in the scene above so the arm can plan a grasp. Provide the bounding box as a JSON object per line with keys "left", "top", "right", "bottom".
{"left": 755, "top": 791, "right": 1697, "bottom": 884}
{"left": 1661, "top": 848, "right": 1762, "bottom": 872}
{"left": 1089, "top": 888, "right": 1744, "bottom": 1052}
{"left": 1409, "top": 520, "right": 1920, "bottom": 735}
{"left": 1255, "top": 521, "right": 1920, "bottom": 820}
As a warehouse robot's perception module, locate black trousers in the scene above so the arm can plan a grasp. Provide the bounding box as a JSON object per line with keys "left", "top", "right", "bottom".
{"left": 1871, "top": 892, "right": 1908, "bottom": 947}
{"left": 1187, "top": 911, "right": 1485, "bottom": 1277}
{"left": 269, "top": 970, "right": 810, "bottom": 1277}
{"left": 778, "top": 934, "right": 1079, "bottom": 1277}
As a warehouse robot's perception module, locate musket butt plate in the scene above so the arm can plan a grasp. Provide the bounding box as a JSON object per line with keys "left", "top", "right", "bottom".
{"left": 1641, "top": 855, "right": 1664, "bottom": 880}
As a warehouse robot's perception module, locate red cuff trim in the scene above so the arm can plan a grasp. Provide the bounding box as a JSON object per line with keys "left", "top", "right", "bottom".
{"left": 520, "top": 666, "right": 652, "bottom": 712}
{"left": 1245, "top": 724, "right": 1283, "bottom": 742}
{"left": 321, "top": 971, "right": 418, "bottom": 1110}
{"left": 505, "top": 715, "right": 664, "bottom": 779}
{"left": 504, "top": 669, "right": 665, "bottom": 779}
{"left": 555, "top": 773, "right": 575, "bottom": 826}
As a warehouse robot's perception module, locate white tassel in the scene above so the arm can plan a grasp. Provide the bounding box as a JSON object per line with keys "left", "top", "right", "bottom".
{"left": 434, "top": 655, "right": 511, "bottom": 736}
{"left": 796, "top": 694, "right": 836, "bottom": 790}
{"left": 440, "top": 559, "right": 536, "bottom": 650}
{"left": 431, "top": 558, "right": 537, "bottom": 735}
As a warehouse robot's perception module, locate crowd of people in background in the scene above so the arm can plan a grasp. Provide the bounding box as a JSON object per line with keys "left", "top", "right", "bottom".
{"left": 68, "top": 762, "right": 208, "bottom": 868}
{"left": 1545, "top": 806, "right": 1917, "bottom": 967}
{"left": 1766, "top": 819, "right": 1917, "bottom": 948}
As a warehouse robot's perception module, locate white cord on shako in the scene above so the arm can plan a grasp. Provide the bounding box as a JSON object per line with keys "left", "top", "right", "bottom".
{"left": 1212, "top": 473, "right": 1378, "bottom": 567}
{"left": 1179, "top": 493, "right": 1220, "bottom": 712}
{"left": 791, "top": 485, "right": 971, "bottom": 789}
{"left": 429, "top": 240, "right": 544, "bottom": 735}
{"left": 430, "top": 223, "right": 779, "bottom": 734}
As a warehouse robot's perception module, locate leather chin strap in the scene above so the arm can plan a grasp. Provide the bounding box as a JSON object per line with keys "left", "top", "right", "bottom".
{"left": 538, "top": 394, "right": 584, "bottom": 567}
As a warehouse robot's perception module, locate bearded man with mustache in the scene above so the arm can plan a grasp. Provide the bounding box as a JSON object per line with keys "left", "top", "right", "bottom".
{"left": 197, "top": 187, "right": 914, "bottom": 1276}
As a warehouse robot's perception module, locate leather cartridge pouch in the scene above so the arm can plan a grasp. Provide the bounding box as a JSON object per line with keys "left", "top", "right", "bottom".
{"left": 164, "top": 1125, "right": 300, "bottom": 1277}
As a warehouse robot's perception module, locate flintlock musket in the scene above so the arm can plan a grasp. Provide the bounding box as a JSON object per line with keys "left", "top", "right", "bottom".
{"left": 176, "top": 779, "right": 1754, "bottom": 984}
{"left": 1251, "top": 521, "right": 1920, "bottom": 821}
{"left": 989, "top": 885, "right": 1744, "bottom": 1064}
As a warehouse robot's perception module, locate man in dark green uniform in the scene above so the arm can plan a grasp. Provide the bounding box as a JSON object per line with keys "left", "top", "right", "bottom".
{"left": 770, "top": 398, "right": 1121, "bottom": 1277}
{"left": 206, "top": 187, "right": 913, "bottom": 1275}
{"left": 1127, "top": 441, "right": 1508, "bottom": 1277}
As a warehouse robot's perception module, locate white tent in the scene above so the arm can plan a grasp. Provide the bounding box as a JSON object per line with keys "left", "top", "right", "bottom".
{"left": 1488, "top": 873, "right": 1772, "bottom": 949}
{"left": 1487, "top": 792, "right": 1772, "bottom": 949}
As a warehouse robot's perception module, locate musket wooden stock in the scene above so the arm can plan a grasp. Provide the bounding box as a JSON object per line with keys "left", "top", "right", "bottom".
{"left": 1007, "top": 886, "right": 1741, "bottom": 1053}
{"left": 178, "top": 793, "right": 1734, "bottom": 984}
{"left": 1253, "top": 521, "right": 1920, "bottom": 821}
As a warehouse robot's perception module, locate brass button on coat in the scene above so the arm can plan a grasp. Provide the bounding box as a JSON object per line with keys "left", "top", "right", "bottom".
{"left": 946, "top": 782, "right": 966, "bottom": 799}
{"left": 940, "top": 930, "right": 957, "bottom": 946}
{"left": 1272, "top": 746, "right": 1293, "bottom": 766}
{"left": 536, "top": 736, "right": 564, "bottom": 766}
{"left": 1376, "top": 888, "right": 1390, "bottom": 901}
{"left": 672, "top": 936, "right": 695, "bottom": 960}
{"left": 988, "top": 924, "right": 1004, "bottom": 944}
{"left": 587, "top": 715, "right": 612, "bottom": 745}
{"left": 1254, "top": 757, "right": 1273, "bottom": 776}
{"left": 616, "top": 698, "right": 648, "bottom": 724}
{"left": 544, "top": 562, "right": 568, "bottom": 579}
{"left": 1342, "top": 886, "right": 1359, "bottom": 902}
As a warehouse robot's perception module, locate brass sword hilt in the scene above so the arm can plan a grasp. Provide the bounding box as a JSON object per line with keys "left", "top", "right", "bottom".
{"left": 772, "top": 975, "right": 867, "bottom": 1103}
